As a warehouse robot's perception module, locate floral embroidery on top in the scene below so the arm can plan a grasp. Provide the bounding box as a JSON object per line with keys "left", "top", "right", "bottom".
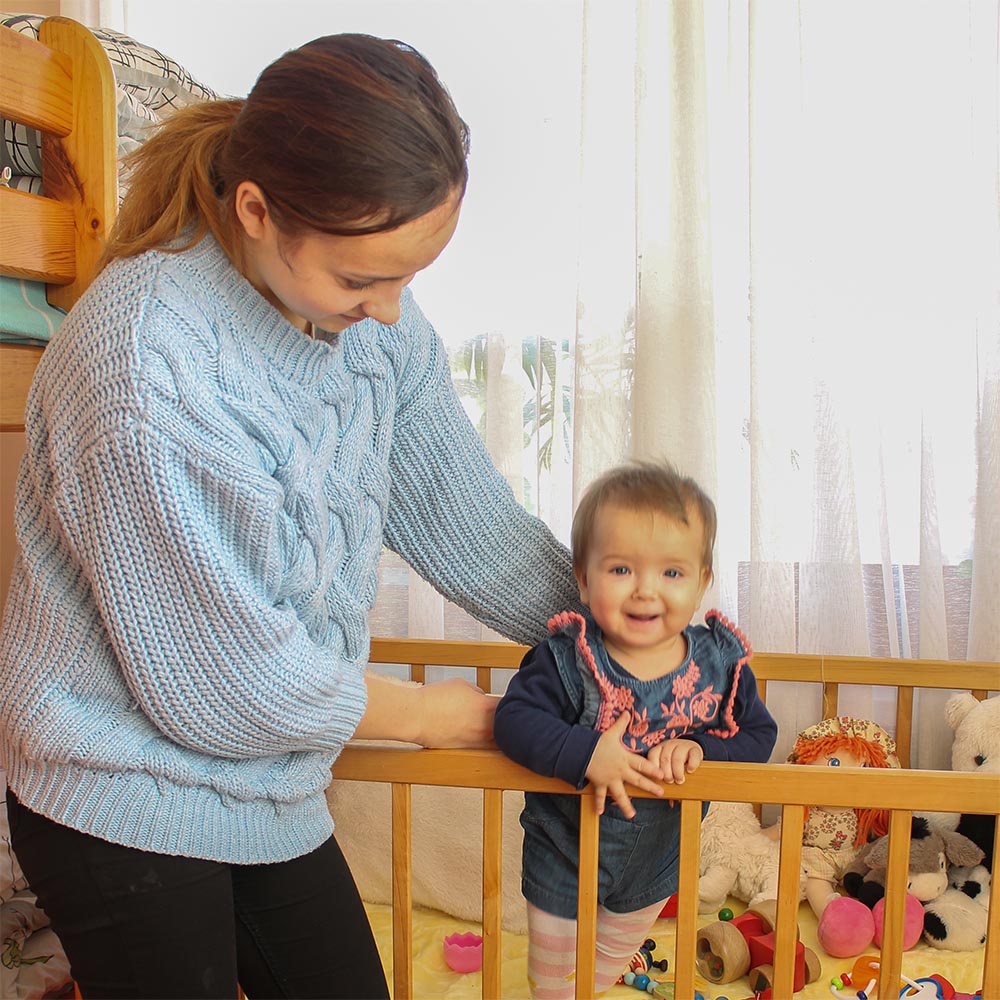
{"left": 546, "top": 610, "right": 740, "bottom": 752}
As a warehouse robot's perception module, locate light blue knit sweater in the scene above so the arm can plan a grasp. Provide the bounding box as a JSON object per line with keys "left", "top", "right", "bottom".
{"left": 0, "top": 235, "right": 578, "bottom": 864}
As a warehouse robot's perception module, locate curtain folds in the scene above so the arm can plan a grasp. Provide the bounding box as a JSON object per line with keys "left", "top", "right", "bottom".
{"left": 385, "top": 3, "right": 999, "bottom": 726}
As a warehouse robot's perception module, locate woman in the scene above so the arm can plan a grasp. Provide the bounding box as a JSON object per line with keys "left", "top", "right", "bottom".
{"left": 0, "top": 33, "right": 579, "bottom": 999}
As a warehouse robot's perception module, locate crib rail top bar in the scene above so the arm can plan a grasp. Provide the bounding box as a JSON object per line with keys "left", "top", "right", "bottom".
{"left": 370, "top": 637, "right": 528, "bottom": 669}
{"left": 368, "top": 638, "right": 999, "bottom": 690}
{"left": 334, "top": 749, "right": 998, "bottom": 815}
{"left": 750, "top": 651, "right": 999, "bottom": 690}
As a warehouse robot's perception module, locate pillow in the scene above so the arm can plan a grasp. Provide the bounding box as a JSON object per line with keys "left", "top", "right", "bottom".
{"left": 0, "top": 13, "right": 220, "bottom": 179}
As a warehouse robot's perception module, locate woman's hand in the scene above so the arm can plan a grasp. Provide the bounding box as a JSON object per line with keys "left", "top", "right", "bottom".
{"left": 356, "top": 672, "right": 499, "bottom": 749}
{"left": 584, "top": 712, "right": 665, "bottom": 818}
{"left": 411, "top": 678, "right": 499, "bottom": 749}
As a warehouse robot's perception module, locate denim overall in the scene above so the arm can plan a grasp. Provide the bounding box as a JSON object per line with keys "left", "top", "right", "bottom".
{"left": 520, "top": 611, "right": 746, "bottom": 919}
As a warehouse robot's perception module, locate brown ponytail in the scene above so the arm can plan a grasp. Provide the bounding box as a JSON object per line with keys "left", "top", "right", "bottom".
{"left": 101, "top": 34, "right": 470, "bottom": 269}
{"left": 102, "top": 100, "right": 244, "bottom": 267}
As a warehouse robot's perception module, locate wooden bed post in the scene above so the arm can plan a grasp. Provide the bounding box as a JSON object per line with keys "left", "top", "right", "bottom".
{"left": 37, "top": 16, "right": 117, "bottom": 312}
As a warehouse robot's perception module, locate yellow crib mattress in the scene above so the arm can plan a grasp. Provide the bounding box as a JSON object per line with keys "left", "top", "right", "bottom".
{"left": 364, "top": 898, "right": 986, "bottom": 1000}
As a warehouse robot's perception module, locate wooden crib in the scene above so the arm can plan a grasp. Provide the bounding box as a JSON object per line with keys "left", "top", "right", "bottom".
{"left": 334, "top": 639, "right": 1000, "bottom": 1000}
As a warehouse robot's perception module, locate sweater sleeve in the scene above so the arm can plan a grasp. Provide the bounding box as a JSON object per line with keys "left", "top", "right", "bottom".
{"left": 382, "top": 295, "right": 581, "bottom": 647}
{"left": 687, "top": 665, "right": 777, "bottom": 764}
{"left": 54, "top": 421, "right": 366, "bottom": 761}
{"left": 493, "top": 643, "right": 599, "bottom": 789}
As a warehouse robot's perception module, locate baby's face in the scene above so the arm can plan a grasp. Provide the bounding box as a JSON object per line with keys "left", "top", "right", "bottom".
{"left": 575, "top": 502, "right": 710, "bottom": 674}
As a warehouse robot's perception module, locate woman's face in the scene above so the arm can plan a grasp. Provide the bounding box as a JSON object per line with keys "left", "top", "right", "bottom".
{"left": 237, "top": 183, "right": 462, "bottom": 333}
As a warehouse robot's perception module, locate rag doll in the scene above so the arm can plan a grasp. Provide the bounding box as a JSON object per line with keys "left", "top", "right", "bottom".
{"left": 785, "top": 716, "right": 900, "bottom": 920}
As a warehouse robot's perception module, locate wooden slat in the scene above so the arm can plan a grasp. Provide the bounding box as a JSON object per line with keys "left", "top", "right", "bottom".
{"left": 0, "top": 24, "right": 73, "bottom": 134}
{"left": 336, "top": 752, "right": 998, "bottom": 816}
{"left": 481, "top": 789, "right": 503, "bottom": 1000}
{"left": 0, "top": 188, "right": 75, "bottom": 283}
{"left": 574, "top": 800, "right": 599, "bottom": 1000}
{"left": 821, "top": 680, "right": 839, "bottom": 720}
{"left": 39, "top": 17, "right": 118, "bottom": 311}
{"left": 371, "top": 637, "right": 528, "bottom": 670}
{"left": 476, "top": 665, "right": 491, "bottom": 692}
{"left": 985, "top": 825, "right": 1000, "bottom": 998}
{"left": 895, "top": 686, "right": 914, "bottom": 767}
{"left": 391, "top": 783, "right": 412, "bottom": 1000}
{"left": 0, "top": 343, "right": 44, "bottom": 431}
{"left": 772, "top": 805, "right": 805, "bottom": 1000}
{"left": 673, "top": 800, "right": 702, "bottom": 1000}
{"left": 750, "top": 651, "right": 1000, "bottom": 690}
{"left": 877, "top": 810, "right": 911, "bottom": 998}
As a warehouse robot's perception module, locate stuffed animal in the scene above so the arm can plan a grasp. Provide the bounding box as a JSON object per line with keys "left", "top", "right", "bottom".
{"left": 923, "top": 863, "right": 991, "bottom": 951}
{"left": 697, "top": 800, "right": 806, "bottom": 913}
{"left": 842, "top": 815, "right": 984, "bottom": 909}
{"left": 916, "top": 692, "right": 998, "bottom": 951}
{"left": 944, "top": 693, "right": 998, "bottom": 868}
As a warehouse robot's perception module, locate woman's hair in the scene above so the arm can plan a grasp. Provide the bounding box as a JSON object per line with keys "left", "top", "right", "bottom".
{"left": 570, "top": 460, "right": 717, "bottom": 579}
{"left": 101, "top": 33, "right": 470, "bottom": 267}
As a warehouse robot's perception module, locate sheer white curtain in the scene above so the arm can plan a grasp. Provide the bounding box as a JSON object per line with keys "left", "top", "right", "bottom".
{"left": 568, "top": 0, "right": 999, "bottom": 763}
{"left": 115, "top": 2, "right": 999, "bottom": 751}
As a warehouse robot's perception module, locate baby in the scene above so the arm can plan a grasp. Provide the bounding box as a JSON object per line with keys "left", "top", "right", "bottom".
{"left": 494, "top": 459, "right": 778, "bottom": 999}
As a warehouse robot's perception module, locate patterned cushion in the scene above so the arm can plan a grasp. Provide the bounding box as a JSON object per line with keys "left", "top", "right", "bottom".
{"left": 0, "top": 12, "right": 219, "bottom": 180}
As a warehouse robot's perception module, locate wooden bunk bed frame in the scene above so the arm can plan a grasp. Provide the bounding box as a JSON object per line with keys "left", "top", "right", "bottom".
{"left": 0, "top": 15, "right": 117, "bottom": 431}
{"left": 339, "top": 639, "right": 1000, "bottom": 1000}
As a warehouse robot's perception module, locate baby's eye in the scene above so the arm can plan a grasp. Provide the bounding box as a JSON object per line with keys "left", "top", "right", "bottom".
{"left": 611, "top": 566, "right": 630, "bottom": 576}
{"left": 346, "top": 278, "right": 376, "bottom": 291}
{"left": 664, "top": 569, "right": 681, "bottom": 579}
{"left": 827, "top": 757, "right": 842, "bottom": 766}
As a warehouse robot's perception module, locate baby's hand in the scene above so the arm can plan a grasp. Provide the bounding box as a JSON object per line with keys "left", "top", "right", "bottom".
{"left": 584, "top": 712, "right": 664, "bottom": 818}
{"left": 647, "top": 738, "right": 704, "bottom": 784}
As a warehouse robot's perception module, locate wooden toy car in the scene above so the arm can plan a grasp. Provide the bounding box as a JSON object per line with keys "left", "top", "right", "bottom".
{"left": 694, "top": 901, "right": 822, "bottom": 995}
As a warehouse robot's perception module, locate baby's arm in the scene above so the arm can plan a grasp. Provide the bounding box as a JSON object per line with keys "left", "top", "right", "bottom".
{"left": 689, "top": 665, "right": 778, "bottom": 763}
{"left": 585, "top": 712, "right": 665, "bottom": 818}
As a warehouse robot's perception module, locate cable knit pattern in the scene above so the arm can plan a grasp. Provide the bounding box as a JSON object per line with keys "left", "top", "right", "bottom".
{"left": 0, "top": 235, "right": 579, "bottom": 864}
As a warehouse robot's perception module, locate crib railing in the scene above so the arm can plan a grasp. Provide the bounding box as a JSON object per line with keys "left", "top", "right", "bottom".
{"left": 332, "top": 639, "right": 1000, "bottom": 1000}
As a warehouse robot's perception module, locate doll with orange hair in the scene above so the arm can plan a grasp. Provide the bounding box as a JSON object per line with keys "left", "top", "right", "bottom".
{"left": 785, "top": 717, "right": 900, "bottom": 918}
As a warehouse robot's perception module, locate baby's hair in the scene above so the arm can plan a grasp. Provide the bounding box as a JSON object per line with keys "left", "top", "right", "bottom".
{"left": 789, "top": 728, "right": 894, "bottom": 844}
{"left": 571, "top": 460, "right": 717, "bottom": 578}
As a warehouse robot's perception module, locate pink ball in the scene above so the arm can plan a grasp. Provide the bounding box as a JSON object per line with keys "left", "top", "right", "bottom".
{"left": 872, "top": 894, "right": 925, "bottom": 950}
{"left": 817, "top": 896, "right": 876, "bottom": 957}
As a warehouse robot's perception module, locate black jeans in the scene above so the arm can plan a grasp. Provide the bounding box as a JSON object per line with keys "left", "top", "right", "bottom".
{"left": 6, "top": 788, "right": 390, "bottom": 1000}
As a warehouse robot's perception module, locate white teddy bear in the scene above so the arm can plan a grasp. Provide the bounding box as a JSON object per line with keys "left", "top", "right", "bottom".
{"left": 919, "top": 692, "right": 999, "bottom": 951}
{"left": 698, "top": 799, "right": 806, "bottom": 913}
